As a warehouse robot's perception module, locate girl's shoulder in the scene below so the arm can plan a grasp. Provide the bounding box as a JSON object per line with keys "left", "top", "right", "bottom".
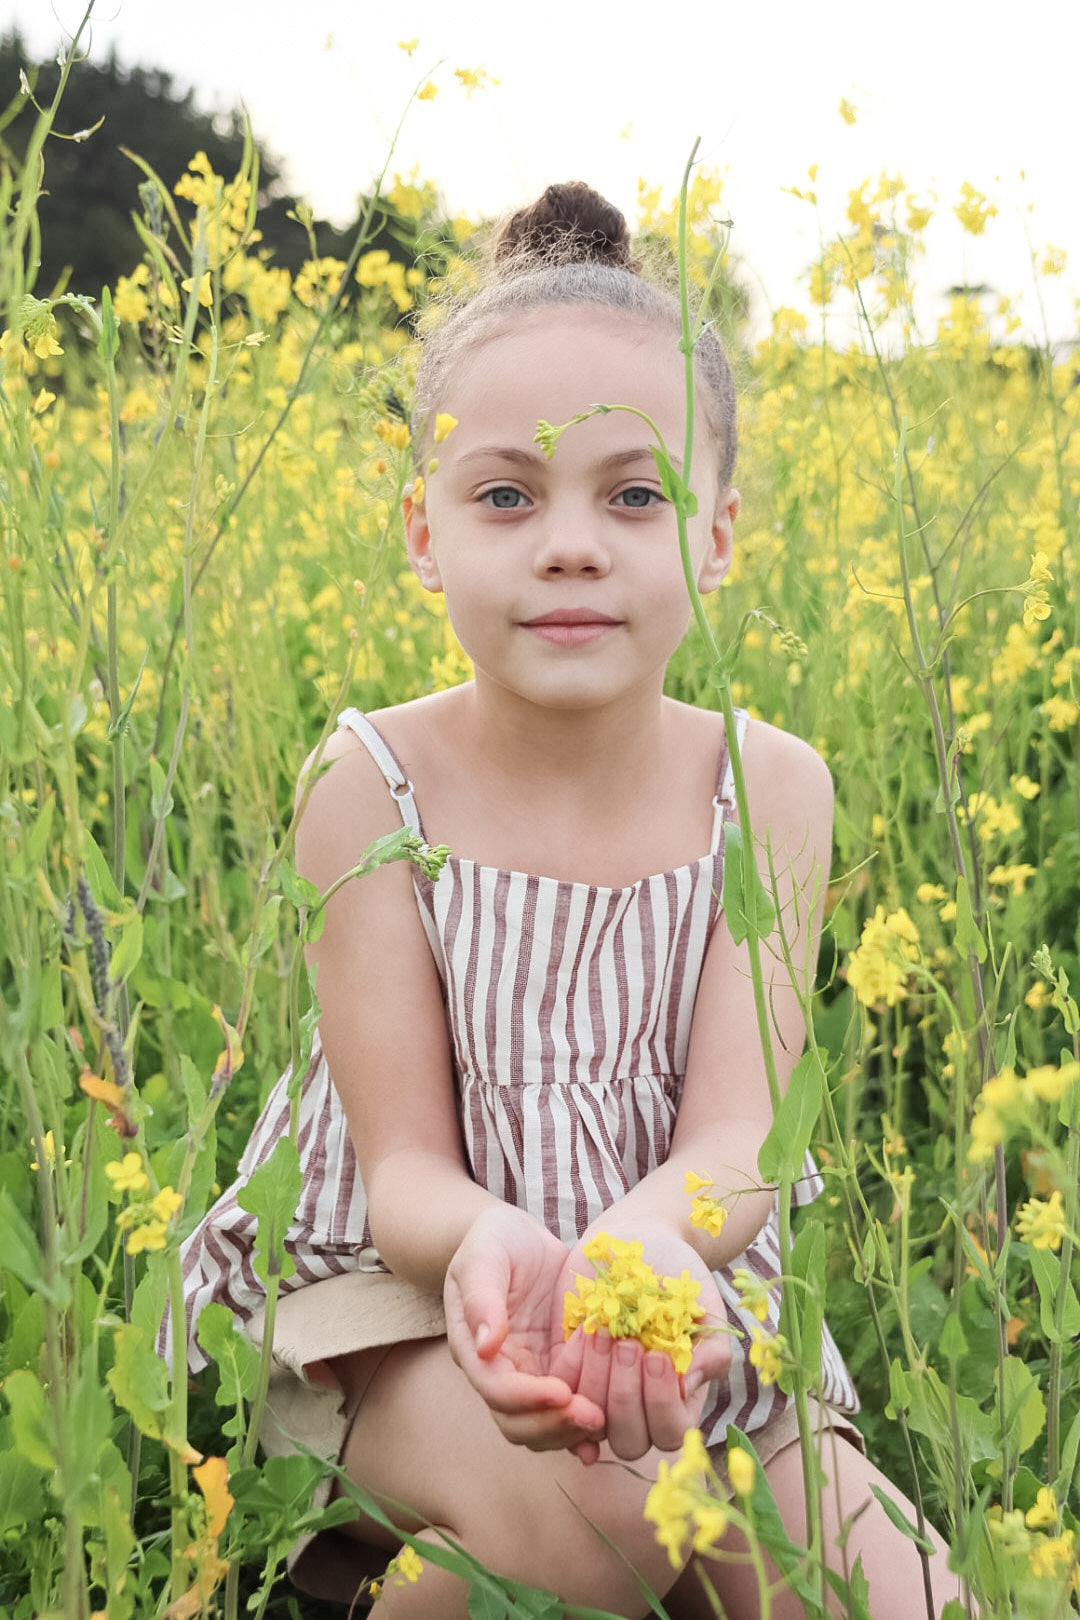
{"left": 738, "top": 714, "right": 835, "bottom": 836}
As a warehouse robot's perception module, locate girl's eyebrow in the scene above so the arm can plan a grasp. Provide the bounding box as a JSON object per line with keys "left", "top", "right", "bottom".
{"left": 455, "top": 445, "right": 675, "bottom": 471}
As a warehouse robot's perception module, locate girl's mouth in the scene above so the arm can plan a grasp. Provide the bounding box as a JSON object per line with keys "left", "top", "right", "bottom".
{"left": 519, "top": 609, "right": 623, "bottom": 646}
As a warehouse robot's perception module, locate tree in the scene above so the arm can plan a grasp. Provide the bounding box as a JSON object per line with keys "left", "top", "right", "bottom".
{"left": 0, "top": 30, "right": 409, "bottom": 300}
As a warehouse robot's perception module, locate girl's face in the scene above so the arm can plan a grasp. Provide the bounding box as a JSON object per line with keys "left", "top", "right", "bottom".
{"left": 406, "top": 307, "right": 737, "bottom": 715}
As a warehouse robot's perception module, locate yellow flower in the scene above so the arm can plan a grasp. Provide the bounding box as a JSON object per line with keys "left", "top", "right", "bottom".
{"left": 416, "top": 81, "right": 438, "bottom": 101}
{"left": 397, "top": 38, "right": 419, "bottom": 55}
{"left": 645, "top": 1429, "right": 726, "bottom": 1567}
{"left": 1025, "top": 1487, "right": 1058, "bottom": 1530}
{"left": 690, "top": 1194, "right": 728, "bottom": 1238}
{"left": 684, "top": 1169, "right": 713, "bottom": 1194}
{"left": 731, "top": 1267, "right": 773, "bottom": 1323}
{"left": 988, "top": 864, "right": 1037, "bottom": 897}
{"left": 106, "top": 1152, "right": 149, "bottom": 1195}
{"left": 123, "top": 1218, "right": 169, "bottom": 1254}
{"left": 563, "top": 1232, "right": 705, "bottom": 1373}
{"left": 1025, "top": 1061, "right": 1079, "bottom": 1102}
{"left": 454, "top": 66, "right": 499, "bottom": 96}
{"left": 1010, "top": 773, "right": 1040, "bottom": 800}
{"left": 1041, "top": 695, "right": 1079, "bottom": 732}
{"left": 727, "top": 1446, "right": 756, "bottom": 1496}
{"left": 847, "top": 906, "right": 921, "bottom": 1008}
{"left": 748, "top": 1329, "right": 787, "bottom": 1386}
{"left": 1029, "top": 1528, "right": 1074, "bottom": 1581}
{"left": 837, "top": 98, "right": 857, "bottom": 125}
{"left": 375, "top": 419, "right": 410, "bottom": 450}
{"left": 1016, "top": 1190, "right": 1067, "bottom": 1251}
{"left": 386, "top": 1546, "right": 423, "bottom": 1586}
{"left": 410, "top": 474, "right": 425, "bottom": 505}
{"left": 434, "top": 412, "right": 458, "bottom": 443}
{"left": 151, "top": 1186, "right": 183, "bottom": 1222}
{"left": 954, "top": 182, "right": 997, "bottom": 236}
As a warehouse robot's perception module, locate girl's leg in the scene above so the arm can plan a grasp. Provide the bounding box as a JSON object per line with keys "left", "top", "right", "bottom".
{"left": 331, "top": 1336, "right": 686, "bottom": 1619}
{"left": 666, "top": 1433, "right": 959, "bottom": 1620}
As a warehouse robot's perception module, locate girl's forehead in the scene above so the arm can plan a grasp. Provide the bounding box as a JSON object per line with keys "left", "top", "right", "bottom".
{"left": 442, "top": 307, "right": 688, "bottom": 427}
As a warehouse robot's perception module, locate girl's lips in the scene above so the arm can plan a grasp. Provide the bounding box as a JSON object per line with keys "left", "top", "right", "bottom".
{"left": 519, "top": 610, "right": 623, "bottom": 647}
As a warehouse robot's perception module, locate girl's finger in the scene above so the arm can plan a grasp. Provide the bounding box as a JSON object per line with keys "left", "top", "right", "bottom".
{"left": 642, "top": 1350, "right": 698, "bottom": 1453}
{"left": 575, "top": 1327, "right": 614, "bottom": 1412}
{"left": 603, "top": 1338, "right": 650, "bottom": 1461}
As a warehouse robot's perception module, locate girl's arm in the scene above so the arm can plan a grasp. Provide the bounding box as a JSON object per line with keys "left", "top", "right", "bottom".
{"left": 298, "top": 731, "right": 607, "bottom": 1447}
{"left": 596, "top": 719, "right": 835, "bottom": 1262}
{"left": 295, "top": 729, "right": 498, "bottom": 1291}
{"left": 543, "top": 722, "right": 835, "bottom": 1459}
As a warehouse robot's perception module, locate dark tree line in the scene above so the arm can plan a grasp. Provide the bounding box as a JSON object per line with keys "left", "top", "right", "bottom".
{"left": 1, "top": 29, "right": 416, "bottom": 300}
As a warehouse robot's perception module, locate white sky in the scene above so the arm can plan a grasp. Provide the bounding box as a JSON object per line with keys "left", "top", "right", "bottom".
{"left": 8, "top": 0, "right": 1080, "bottom": 342}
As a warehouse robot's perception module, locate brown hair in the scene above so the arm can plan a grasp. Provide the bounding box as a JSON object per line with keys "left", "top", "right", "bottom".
{"left": 412, "top": 182, "right": 737, "bottom": 486}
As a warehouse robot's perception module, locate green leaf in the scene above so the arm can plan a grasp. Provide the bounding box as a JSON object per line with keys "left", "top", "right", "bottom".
{"left": 149, "top": 755, "right": 173, "bottom": 821}
{"left": 720, "top": 821, "right": 776, "bottom": 947}
{"left": 196, "top": 1302, "right": 260, "bottom": 1438}
{"left": 106, "top": 1322, "right": 169, "bottom": 1441}
{"left": 726, "top": 1428, "right": 826, "bottom": 1612}
{"left": 97, "top": 284, "right": 120, "bottom": 362}
{"left": 0, "top": 1428, "right": 45, "bottom": 1532}
{"left": 954, "top": 873, "right": 986, "bottom": 963}
{"left": 242, "top": 894, "right": 282, "bottom": 967}
{"left": 648, "top": 444, "right": 698, "bottom": 516}
{"left": 237, "top": 1137, "right": 302, "bottom": 1285}
{"left": 276, "top": 858, "right": 322, "bottom": 911}
{"left": 995, "top": 1354, "right": 1046, "bottom": 1459}
{"left": 108, "top": 907, "right": 143, "bottom": 986}
{"left": 868, "top": 1485, "right": 936, "bottom": 1554}
{"left": 79, "top": 826, "right": 124, "bottom": 911}
{"left": 3, "top": 1369, "right": 56, "bottom": 1471}
{"left": 939, "top": 1311, "right": 969, "bottom": 1362}
{"left": 786, "top": 1219, "right": 825, "bottom": 1386}
{"left": 1028, "top": 1244, "right": 1080, "bottom": 1343}
{"left": 0, "top": 1186, "right": 69, "bottom": 1304}
{"left": 758, "top": 1052, "right": 823, "bottom": 1184}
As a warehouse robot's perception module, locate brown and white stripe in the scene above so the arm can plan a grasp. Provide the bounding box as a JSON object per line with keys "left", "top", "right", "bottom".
{"left": 174, "top": 708, "right": 858, "bottom": 1440}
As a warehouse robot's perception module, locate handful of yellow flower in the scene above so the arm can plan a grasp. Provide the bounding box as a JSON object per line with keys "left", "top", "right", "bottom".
{"left": 562, "top": 1232, "right": 706, "bottom": 1375}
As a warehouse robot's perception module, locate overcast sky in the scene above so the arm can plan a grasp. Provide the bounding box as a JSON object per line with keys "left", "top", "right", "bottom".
{"left": 8, "top": 0, "right": 1079, "bottom": 340}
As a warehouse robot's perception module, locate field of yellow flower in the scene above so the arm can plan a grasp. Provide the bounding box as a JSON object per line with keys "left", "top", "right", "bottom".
{"left": 2, "top": 34, "right": 1079, "bottom": 1620}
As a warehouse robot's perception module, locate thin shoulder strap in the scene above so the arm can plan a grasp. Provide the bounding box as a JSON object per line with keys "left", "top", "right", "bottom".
{"left": 336, "top": 706, "right": 422, "bottom": 835}
{"left": 710, "top": 707, "right": 750, "bottom": 851}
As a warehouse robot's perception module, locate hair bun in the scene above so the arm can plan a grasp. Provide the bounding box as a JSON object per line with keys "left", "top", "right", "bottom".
{"left": 494, "top": 182, "right": 636, "bottom": 271}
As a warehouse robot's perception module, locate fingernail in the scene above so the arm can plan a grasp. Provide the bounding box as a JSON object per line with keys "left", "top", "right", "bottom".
{"left": 645, "top": 1352, "right": 668, "bottom": 1379}
{"left": 594, "top": 1333, "right": 612, "bottom": 1358}
{"left": 615, "top": 1340, "right": 638, "bottom": 1366}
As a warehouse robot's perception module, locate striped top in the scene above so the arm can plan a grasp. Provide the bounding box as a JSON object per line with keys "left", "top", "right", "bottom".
{"left": 179, "top": 707, "right": 858, "bottom": 1439}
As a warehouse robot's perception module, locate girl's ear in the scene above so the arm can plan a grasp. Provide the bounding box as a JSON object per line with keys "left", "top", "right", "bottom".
{"left": 697, "top": 487, "right": 739, "bottom": 592}
{"left": 404, "top": 490, "right": 443, "bottom": 593}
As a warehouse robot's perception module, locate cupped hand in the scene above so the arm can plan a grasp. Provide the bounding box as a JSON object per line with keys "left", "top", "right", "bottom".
{"left": 443, "top": 1203, "right": 606, "bottom": 1453}
{"left": 549, "top": 1223, "right": 733, "bottom": 1464}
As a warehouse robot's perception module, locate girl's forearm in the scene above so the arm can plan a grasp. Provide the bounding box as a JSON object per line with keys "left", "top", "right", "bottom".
{"left": 593, "top": 1124, "right": 776, "bottom": 1269}
{"left": 364, "top": 1149, "right": 505, "bottom": 1294}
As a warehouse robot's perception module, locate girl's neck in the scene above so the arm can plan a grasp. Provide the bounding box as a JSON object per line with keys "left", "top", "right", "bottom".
{"left": 462, "top": 679, "right": 668, "bottom": 800}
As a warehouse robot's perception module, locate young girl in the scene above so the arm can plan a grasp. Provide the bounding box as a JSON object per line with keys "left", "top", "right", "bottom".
{"left": 179, "top": 184, "right": 956, "bottom": 1617}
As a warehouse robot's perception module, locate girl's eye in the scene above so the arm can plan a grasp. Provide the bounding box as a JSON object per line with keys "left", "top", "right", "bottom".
{"left": 480, "top": 486, "right": 529, "bottom": 510}
{"left": 614, "top": 486, "right": 662, "bottom": 509}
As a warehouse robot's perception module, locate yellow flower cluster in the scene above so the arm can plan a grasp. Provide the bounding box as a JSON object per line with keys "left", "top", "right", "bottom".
{"left": 115, "top": 1183, "right": 184, "bottom": 1255}
{"left": 1016, "top": 1190, "right": 1068, "bottom": 1252}
{"left": 368, "top": 1545, "right": 424, "bottom": 1600}
{"left": 987, "top": 1495, "right": 1079, "bottom": 1596}
{"left": 563, "top": 1233, "right": 705, "bottom": 1374}
{"left": 968, "top": 1061, "right": 1080, "bottom": 1162}
{"left": 684, "top": 1170, "right": 729, "bottom": 1237}
{"left": 644, "top": 1428, "right": 728, "bottom": 1567}
{"left": 846, "top": 905, "right": 921, "bottom": 1007}
{"left": 748, "top": 1328, "right": 788, "bottom": 1386}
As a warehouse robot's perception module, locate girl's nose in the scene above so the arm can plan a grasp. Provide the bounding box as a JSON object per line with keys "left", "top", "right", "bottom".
{"left": 533, "top": 512, "right": 612, "bottom": 577}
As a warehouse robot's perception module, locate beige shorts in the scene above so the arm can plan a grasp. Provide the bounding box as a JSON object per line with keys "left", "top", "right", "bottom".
{"left": 248, "top": 1270, "right": 864, "bottom": 1606}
